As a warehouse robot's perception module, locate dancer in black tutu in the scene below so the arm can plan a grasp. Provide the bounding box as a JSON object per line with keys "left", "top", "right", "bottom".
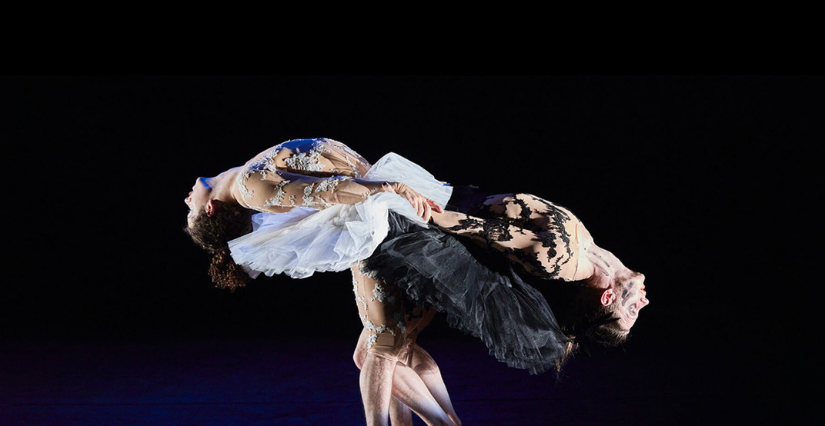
{"left": 366, "top": 193, "right": 648, "bottom": 375}
{"left": 184, "top": 138, "right": 648, "bottom": 426}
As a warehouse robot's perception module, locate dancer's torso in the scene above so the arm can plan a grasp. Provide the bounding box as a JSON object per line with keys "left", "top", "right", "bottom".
{"left": 233, "top": 138, "right": 374, "bottom": 212}
{"left": 241, "top": 138, "right": 371, "bottom": 179}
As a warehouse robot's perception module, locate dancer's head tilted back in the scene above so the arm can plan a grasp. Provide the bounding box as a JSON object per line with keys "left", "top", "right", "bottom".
{"left": 564, "top": 269, "right": 650, "bottom": 346}
{"left": 601, "top": 269, "right": 648, "bottom": 332}
{"left": 560, "top": 216, "right": 649, "bottom": 346}
{"left": 184, "top": 176, "right": 252, "bottom": 290}
{"left": 563, "top": 251, "right": 648, "bottom": 348}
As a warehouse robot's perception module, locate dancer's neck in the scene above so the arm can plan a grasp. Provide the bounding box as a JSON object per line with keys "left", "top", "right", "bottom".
{"left": 206, "top": 167, "right": 242, "bottom": 203}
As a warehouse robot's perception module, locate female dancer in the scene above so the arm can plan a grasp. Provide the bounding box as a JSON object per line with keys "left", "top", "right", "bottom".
{"left": 185, "top": 138, "right": 461, "bottom": 425}
{"left": 184, "top": 138, "right": 648, "bottom": 426}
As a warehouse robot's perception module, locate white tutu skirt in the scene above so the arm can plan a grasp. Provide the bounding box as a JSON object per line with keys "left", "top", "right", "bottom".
{"left": 228, "top": 153, "right": 453, "bottom": 279}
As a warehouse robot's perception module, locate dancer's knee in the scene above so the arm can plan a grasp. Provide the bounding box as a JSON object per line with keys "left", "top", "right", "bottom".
{"left": 353, "top": 327, "right": 369, "bottom": 369}
{"left": 354, "top": 345, "right": 366, "bottom": 369}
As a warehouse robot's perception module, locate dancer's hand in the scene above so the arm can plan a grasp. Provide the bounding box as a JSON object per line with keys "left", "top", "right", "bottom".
{"left": 384, "top": 183, "right": 443, "bottom": 222}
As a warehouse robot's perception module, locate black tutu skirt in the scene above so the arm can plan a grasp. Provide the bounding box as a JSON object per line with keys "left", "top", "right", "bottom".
{"left": 363, "top": 212, "right": 570, "bottom": 375}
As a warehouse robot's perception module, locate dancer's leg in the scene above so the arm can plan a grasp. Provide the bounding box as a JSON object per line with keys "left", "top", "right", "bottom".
{"left": 410, "top": 345, "right": 462, "bottom": 426}
{"left": 400, "top": 307, "right": 461, "bottom": 426}
{"left": 354, "top": 327, "right": 457, "bottom": 425}
{"left": 390, "top": 362, "right": 455, "bottom": 426}
{"left": 354, "top": 329, "right": 415, "bottom": 426}
{"left": 352, "top": 263, "right": 405, "bottom": 426}
{"left": 352, "top": 263, "right": 457, "bottom": 425}
{"left": 389, "top": 396, "right": 413, "bottom": 426}
{"left": 360, "top": 353, "right": 395, "bottom": 426}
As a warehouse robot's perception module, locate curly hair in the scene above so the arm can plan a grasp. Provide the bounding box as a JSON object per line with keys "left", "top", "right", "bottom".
{"left": 184, "top": 202, "right": 254, "bottom": 291}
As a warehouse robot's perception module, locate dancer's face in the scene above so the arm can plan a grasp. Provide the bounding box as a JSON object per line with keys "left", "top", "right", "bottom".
{"left": 612, "top": 272, "right": 649, "bottom": 330}
{"left": 185, "top": 177, "right": 213, "bottom": 227}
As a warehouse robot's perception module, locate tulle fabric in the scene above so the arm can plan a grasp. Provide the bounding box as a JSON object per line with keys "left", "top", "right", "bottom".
{"left": 228, "top": 151, "right": 568, "bottom": 373}
{"left": 228, "top": 153, "right": 451, "bottom": 279}
{"left": 362, "top": 152, "right": 452, "bottom": 208}
{"left": 363, "top": 213, "right": 571, "bottom": 375}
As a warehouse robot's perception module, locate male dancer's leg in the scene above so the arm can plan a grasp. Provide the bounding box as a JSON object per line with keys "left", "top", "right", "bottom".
{"left": 352, "top": 262, "right": 402, "bottom": 426}
{"left": 353, "top": 329, "right": 460, "bottom": 426}
{"left": 352, "top": 263, "right": 459, "bottom": 426}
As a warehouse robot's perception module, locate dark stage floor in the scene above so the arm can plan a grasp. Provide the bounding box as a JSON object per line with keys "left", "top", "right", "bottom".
{"left": 0, "top": 329, "right": 799, "bottom": 426}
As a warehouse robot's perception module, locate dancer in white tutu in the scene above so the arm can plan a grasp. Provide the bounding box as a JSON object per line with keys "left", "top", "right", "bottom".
{"left": 185, "top": 138, "right": 460, "bottom": 425}
{"left": 184, "top": 138, "right": 648, "bottom": 426}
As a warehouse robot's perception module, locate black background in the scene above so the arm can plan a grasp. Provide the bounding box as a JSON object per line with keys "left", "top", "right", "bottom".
{"left": 1, "top": 76, "right": 819, "bottom": 422}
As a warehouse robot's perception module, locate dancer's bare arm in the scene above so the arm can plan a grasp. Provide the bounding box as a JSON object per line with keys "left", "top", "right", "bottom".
{"left": 239, "top": 170, "right": 440, "bottom": 220}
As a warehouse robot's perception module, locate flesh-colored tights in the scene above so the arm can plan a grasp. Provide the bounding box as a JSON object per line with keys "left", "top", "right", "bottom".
{"left": 351, "top": 262, "right": 461, "bottom": 426}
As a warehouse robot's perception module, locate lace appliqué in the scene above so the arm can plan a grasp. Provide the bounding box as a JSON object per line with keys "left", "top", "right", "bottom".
{"left": 301, "top": 183, "right": 333, "bottom": 209}
{"left": 474, "top": 194, "right": 576, "bottom": 279}
{"left": 237, "top": 139, "right": 373, "bottom": 211}
{"left": 361, "top": 317, "right": 396, "bottom": 350}
{"left": 237, "top": 147, "right": 284, "bottom": 205}
{"left": 444, "top": 216, "right": 512, "bottom": 243}
{"left": 353, "top": 263, "right": 403, "bottom": 350}
{"left": 283, "top": 143, "right": 329, "bottom": 173}
{"left": 262, "top": 147, "right": 282, "bottom": 171}
{"left": 315, "top": 176, "right": 344, "bottom": 193}
{"left": 530, "top": 198, "right": 575, "bottom": 278}
{"left": 358, "top": 261, "right": 380, "bottom": 279}
{"left": 235, "top": 168, "right": 256, "bottom": 205}
{"left": 353, "top": 275, "right": 367, "bottom": 310}
{"left": 298, "top": 176, "right": 349, "bottom": 209}
{"left": 263, "top": 179, "right": 295, "bottom": 208}
{"left": 370, "top": 282, "right": 396, "bottom": 304}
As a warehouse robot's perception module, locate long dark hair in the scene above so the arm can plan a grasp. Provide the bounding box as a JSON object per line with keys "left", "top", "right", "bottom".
{"left": 541, "top": 280, "right": 630, "bottom": 367}
{"left": 563, "top": 284, "right": 629, "bottom": 346}
{"left": 185, "top": 202, "right": 254, "bottom": 291}
{"left": 534, "top": 277, "right": 630, "bottom": 373}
